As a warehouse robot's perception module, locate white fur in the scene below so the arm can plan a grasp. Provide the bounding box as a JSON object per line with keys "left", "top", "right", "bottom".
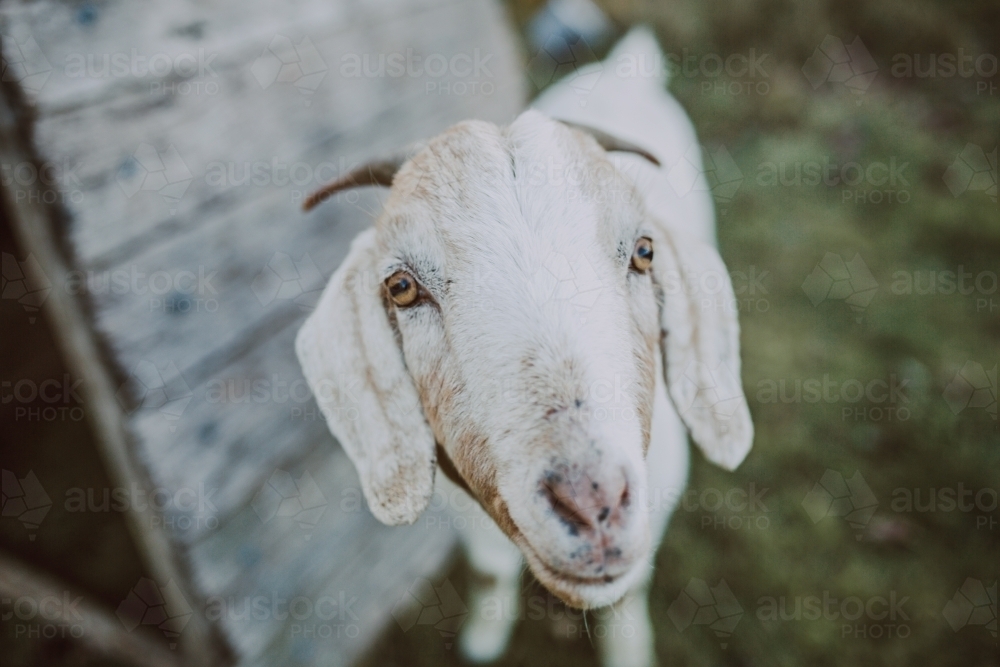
{"left": 296, "top": 26, "right": 753, "bottom": 666}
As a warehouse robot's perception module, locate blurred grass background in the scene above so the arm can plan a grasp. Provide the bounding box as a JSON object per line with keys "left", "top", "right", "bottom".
{"left": 362, "top": 0, "right": 999, "bottom": 665}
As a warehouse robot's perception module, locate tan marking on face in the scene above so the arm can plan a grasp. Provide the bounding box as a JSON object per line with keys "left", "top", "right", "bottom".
{"left": 435, "top": 442, "right": 472, "bottom": 495}
{"left": 445, "top": 431, "right": 521, "bottom": 535}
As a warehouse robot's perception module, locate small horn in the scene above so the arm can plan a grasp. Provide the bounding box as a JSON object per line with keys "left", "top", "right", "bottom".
{"left": 302, "top": 154, "right": 408, "bottom": 211}
{"left": 563, "top": 121, "right": 661, "bottom": 167}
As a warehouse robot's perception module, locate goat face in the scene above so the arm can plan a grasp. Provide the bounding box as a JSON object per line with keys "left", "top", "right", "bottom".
{"left": 296, "top": 110, "right": 753, "bottom": 609}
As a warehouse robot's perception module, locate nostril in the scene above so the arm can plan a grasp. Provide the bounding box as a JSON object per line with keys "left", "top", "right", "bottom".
{"left": 619, "top": 483, "right": 630, "bottom": 510}
{"left": 543, "top": 482, "right": 591, "bottom": 535}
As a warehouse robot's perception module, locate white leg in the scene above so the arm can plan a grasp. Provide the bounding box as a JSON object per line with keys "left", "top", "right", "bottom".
{"left": 439, "top": 476, "right": 523, "bottom": 663}
{"left": 597, "top": 366, "right": 688, "bottom": 667}
{"left": 594, "top": 584, "right": 656, "bottom": 667}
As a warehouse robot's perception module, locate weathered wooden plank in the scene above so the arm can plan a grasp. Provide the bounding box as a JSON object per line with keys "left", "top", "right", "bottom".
{"left": 0, "top": 79, "right": 231, "bottom": 666}
{"left": 186, "top": 438, "right": 457, "bottom": 666}
{"left": 124, "top": 318, "right": 338, "bottom": 541}
{"left": 2, "top": 0, "right": 448, "bottom": 110}
{"left": 247, "top": 525, "right": 457, "bottom": 667}
{"left": 7, "top": 0, "right": 523, "bottom": 264}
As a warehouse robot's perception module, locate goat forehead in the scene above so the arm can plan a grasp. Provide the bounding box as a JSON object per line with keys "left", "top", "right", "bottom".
{"left": 389, "top": 172, "right": 625, "bottom": 272}
{"left": 379, "top": 113, "right": 640, "bottom": 299}
{"left": 386, "top": 120, "right": 514, "bottom": 221}
{"left": 444, "top": 233, "right": 637, "bottom": 379}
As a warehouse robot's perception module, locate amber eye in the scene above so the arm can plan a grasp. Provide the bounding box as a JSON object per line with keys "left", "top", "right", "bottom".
{"left": 386, "top": 271, "right": 419, "bottom": 307}
{"left": 631, "top": 237, "right": 654, "bottom": 272}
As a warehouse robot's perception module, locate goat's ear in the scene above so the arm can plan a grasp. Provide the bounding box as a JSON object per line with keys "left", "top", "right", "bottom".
{"left": 648, "top": 219, "right": 754, "bottom": 471}
{"left": 296, "top": 228, "right": 436, "bottom": 524}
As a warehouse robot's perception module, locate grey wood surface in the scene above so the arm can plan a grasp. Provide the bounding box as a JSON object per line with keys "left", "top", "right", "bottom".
{"left": 1, "top": 0, "right": 526, "bottom": 663}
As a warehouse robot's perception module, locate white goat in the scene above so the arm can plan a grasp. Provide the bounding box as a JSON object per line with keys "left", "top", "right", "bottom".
{"left": 297, "top": 27, "right": 753, "bottom": 667}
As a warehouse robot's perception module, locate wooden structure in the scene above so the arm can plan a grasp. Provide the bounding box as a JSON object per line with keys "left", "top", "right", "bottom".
{"left": 0, "top": 0, "right": 525, "bottom": 664}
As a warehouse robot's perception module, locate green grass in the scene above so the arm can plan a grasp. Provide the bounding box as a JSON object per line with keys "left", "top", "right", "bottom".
{"left": 361, "top": 1, "right": 998, "bottom": 665}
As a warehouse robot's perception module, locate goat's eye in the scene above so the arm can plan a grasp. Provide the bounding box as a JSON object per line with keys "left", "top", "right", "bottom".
{"left": 631, "top": 237, "right": 654, "bottom": 272}
{"left": 386, "top": 271, "right": 419, "bottom": 307}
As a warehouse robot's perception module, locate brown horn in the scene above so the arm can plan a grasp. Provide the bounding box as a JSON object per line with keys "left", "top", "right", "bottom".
{"left": 563, "top": 121, "right": 661, "bottom": 167}
{"left": 302, "top": 154, "right": 409, "bottom": 211}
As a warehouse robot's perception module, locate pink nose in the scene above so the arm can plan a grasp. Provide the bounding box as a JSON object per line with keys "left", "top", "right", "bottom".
{"left": 540, "top": 465, "right": 631, "bottom": 537}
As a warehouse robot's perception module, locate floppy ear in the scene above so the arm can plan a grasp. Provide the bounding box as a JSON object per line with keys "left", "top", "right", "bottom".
{"left": 647, "top": 218, "right": 754, "bottom": 470}
{"left": 295, "top": 228, "right": 436, "bottom": 524}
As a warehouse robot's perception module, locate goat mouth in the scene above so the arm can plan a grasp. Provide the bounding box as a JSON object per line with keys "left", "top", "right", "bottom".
{"left": 516, "top": 537, "right": 650, "bottom": 610}
{"left": 534, "top": 552, "right": 623, "bottom": 586}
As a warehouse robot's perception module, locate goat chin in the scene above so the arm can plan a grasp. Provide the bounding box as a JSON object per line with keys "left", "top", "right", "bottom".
{"left": 515, "top": 531, "right": 653, "bottom": 610}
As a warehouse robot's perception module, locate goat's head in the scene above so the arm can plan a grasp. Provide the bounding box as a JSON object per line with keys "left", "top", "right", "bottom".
{"left": 296, "top": 110, "right": 752, "bottom": 609}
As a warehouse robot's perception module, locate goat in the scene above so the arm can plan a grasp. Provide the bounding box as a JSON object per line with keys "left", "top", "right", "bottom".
{"left": 296, "top": 27, "right": 753, "bottom": 667}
